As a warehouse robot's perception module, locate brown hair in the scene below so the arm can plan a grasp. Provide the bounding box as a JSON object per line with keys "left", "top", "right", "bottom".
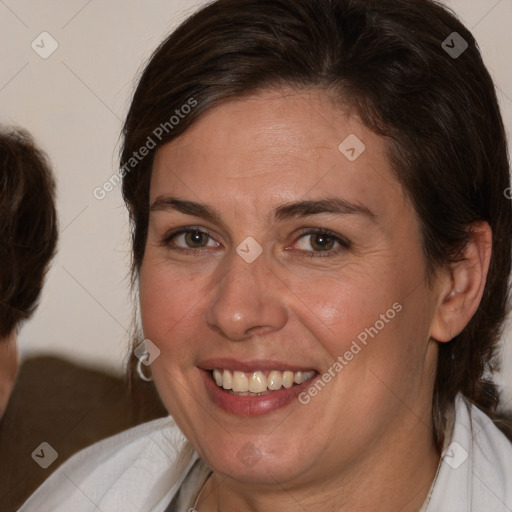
{"left": 0, "top": 128, "right": 58, "bottom": 337}
{"left": 121, "top": 0, "right": 512, "bottom": 446}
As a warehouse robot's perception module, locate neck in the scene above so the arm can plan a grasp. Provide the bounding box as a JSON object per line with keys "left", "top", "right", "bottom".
{"left": 0, "top": 331, "right": 19, "bottom": 418}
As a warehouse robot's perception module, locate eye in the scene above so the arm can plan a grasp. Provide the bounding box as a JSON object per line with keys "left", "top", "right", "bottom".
{"left": 292, "top": 229, "right": 350, "bottom": 257}
{"left": 162, "top": 227, "right": 220, "bottom": 251}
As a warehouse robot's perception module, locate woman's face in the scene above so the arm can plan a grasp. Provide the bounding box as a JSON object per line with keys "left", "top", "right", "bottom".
{"left": 139, "top": 89, "right": 442, "bottom": 487}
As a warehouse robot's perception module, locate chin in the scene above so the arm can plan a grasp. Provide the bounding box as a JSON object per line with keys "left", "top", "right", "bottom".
{"left": 197, "top": 432, "right": 317, "bottom": 486}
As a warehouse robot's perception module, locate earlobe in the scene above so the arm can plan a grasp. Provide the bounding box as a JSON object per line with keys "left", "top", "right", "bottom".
{"left": 430, "top": 222, "right": 492, "bottom": 343}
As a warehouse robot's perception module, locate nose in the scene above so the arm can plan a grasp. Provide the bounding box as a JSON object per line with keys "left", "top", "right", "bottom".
{"left": 205, "top": 249, "right": 288, "bottom": 341}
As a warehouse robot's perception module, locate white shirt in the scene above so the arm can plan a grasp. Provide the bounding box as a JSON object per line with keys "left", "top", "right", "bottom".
{"left": 18, "top": 394, "right": 512, "bottom": 512}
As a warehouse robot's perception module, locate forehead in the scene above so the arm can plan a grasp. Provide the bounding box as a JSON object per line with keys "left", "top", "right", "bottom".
{"left": 150, "top": 89, "right": 407, "bottom": 220}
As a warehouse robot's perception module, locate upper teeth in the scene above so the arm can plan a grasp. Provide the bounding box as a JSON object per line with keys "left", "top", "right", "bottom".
{"left": 212, "top": 369, "right": 315, "bottom": 393}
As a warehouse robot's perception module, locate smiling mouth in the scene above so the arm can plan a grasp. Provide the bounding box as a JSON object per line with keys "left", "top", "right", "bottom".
{"left": 211, "top": 369, "right": 316, "bottom": 396}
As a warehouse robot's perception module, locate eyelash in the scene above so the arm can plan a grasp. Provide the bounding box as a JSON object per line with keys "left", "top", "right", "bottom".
{"left": 161, "top": 226, "right": 351, "bottom": 258}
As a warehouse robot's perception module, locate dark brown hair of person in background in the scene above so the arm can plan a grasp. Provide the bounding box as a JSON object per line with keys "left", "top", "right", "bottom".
{"left": 121, "top": 0, "right": 512, "bottom": 448}
{"left": 0, "top": 127, "right": 58, "bottom": 415}
{"left": 0, "top": 128, "right": 58, "bottom": 336}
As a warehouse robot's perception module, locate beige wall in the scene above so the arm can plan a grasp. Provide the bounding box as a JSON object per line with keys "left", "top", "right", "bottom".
{"left": 1, "top": 0, "right": 511, "bottom": 407}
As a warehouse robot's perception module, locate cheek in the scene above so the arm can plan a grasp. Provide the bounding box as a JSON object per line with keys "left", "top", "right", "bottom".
{"left": 138, "top": 260, "right": 205, "bottom": 350}
{"left": 288, "top": 269, "right": 402, "bottom": 352}
{"left": 294, "top": 267, "right": 428, "bottom": 393}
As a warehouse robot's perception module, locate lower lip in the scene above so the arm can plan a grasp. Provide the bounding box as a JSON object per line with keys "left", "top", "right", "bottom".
{"left": 200, "top": 369, "right": 319, "bottom": 416}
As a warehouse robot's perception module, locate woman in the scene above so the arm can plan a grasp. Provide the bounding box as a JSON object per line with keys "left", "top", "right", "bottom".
{"left": 20, "top": 0, "right": 512, "bottom": 510}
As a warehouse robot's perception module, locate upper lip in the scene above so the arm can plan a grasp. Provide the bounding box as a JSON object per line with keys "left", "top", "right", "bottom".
{"left": 198, "top": 358, "right": 317, "bottom": 373}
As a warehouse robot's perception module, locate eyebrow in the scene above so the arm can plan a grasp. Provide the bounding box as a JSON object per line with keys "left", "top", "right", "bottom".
{"left": 149, "top": 196, "right": 376, "bottom": 224}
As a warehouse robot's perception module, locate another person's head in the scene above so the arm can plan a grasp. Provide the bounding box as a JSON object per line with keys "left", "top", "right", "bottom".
{"left": 121, "top": 0, "right": 511, "bottom": 505}
{"left": 0, "top": 128, "right": 58, "bottom": 417}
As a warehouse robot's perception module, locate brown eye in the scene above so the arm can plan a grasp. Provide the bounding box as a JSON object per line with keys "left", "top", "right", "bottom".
{"left": 164, "top": 228, "right": 219, "bottom": 250}
{"left": 310, "top": 233, "right": 336, "bottom": 251}
{"left": 183, "top": 230, "right": 210, "bottom": 248}
{"left": 291, "top": 229, "right": 351, "bottom": 258}
{"left": 296, "top": 232, "right": 339, "bottom": 252}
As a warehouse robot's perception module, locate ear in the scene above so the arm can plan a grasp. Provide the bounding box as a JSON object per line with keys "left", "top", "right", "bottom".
{"left": 430, "top": 221, "right": 492, "bottom": 343}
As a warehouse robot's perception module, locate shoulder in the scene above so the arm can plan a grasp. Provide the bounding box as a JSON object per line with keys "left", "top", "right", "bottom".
{"left": 18, "top": 416, "right": 197, "bottom": 512}
{"left": 464, "top": 396, "right": 512, "bottom": 506}
{"left": 427, "top": 394, "right": 512, "bottom": 512}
